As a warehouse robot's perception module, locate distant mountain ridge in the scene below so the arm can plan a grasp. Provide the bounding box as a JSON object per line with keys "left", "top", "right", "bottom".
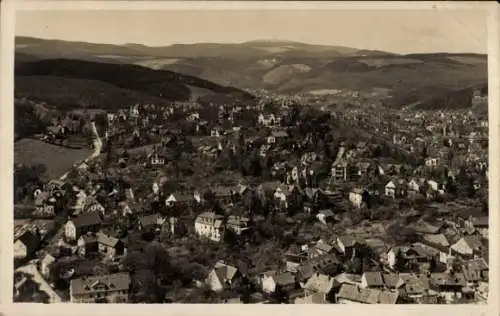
{"left": 15, "top": 36, "right": 487, "bottom": 110}
{"left": 15, "top": 36, "right": 393, "bottom": 59}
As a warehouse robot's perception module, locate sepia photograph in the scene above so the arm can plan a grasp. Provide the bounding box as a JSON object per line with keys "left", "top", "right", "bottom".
{"left": 5, "top": 1, "right": 495, "bottom": 308}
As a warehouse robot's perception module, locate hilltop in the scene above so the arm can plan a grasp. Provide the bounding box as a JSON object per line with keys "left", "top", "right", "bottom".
{"left": 15, "top": 58, "right": 255, "bottom": 110}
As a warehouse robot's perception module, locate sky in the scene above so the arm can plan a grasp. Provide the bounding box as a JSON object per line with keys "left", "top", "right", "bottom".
{"left": 15, "top": 8, "right": 488, "bottom": 54}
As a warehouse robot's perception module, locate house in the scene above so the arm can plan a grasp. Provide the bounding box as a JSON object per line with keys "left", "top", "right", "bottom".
{"left": 275, "top": 272, "right": 297, "bottom": 293}
{"left": 149, "top": 153, "right": 166, "bottom": 166}
{"left": 77, "top": 232, "right": 98, "bottom": 257}
{"left": 365, "top": 238, "right": 389, "bottom": 261}
{"left": 429, "top": 272, "right": 466, "bottom": 299}
{"left": 211, "top": 186, "right": 235, "bottom": 204}
{"left": 399, "top": 273, "right": 430, "bottom": 298}
{"left": 413, "top": 220, "right": 445, "bottom": 235}
{"left": 336, "top": 236, "right": 361, "bottom": 258}
{"left": 331, "top": 160, "right": 349, "bottom": 183}
{"left": 194, "top": 212, "right": 225, "bottom": 242}
{"left": 205, "top": 261, "right": 240, "bottom": 292}
{"left": 34, "top": 191, "right": 56, "bottom": 216}
{"left": 460, "top": 258, "right": 488, "bottom": 284}
{"left": 425, "top": 157, "right": 439, "bottom": 167}
{"left": 258, "top": 113, "right": 280, "bottom": 126}
{"left": 259, "top": 270, "right": 278, "bottom": 294}
{"left": 165, "top": 192, "right": 194, "bottom": 207}
{"left": 65, "top": 212, "right": 102, "bottom": 242}
{"left": 302, "top": 273, "right": 336, "bottom": 303}
{"left": 464, "top": 216, "right": 488, "bottom": 239}
{"left": 387, "top": 244, "right": 439, "bottom": 271}
{"left": 385, "top": 181, "right": 397, "bottom": 198}
{"left": 14, "top": 230, "right": 41, "bottom": 261}
{"left": 407, "top": 179, "right": 421, "bottom": 193}
{"left": 382, "top": 273, "right": 405, "bottom": 290}
{"left": 226, "top": 215, "right": 250, "bottom": 236}
{"left": 450, "top": 235, "right": 485, "bottom": 259}
{"left": 267, "top": 130, "right": 288, "bottom": 145}
{"left": 138, "top": 213, "right": 165, "bottom": 231}
{"left": 316, "top": 209, "right": 335, "bottom": 225}
{"left": 40, "top": 253, "right": 56, "bottom": 278}
{"left": 336, "top": 284, "right": 399, "bottom": 304}
{"left": 360, "top": 272, "right": 384, "bottom": 289}
{"left": 70, "top": 272, "right": 131, "bottom": 303}
{"left": 334, "top": 273, "right": 362, "bottom": 286}
{"left": 349, "top": 188, "right": 366, "bottom": 208}
{"left": 421, "top": 233, "right": 450, "bottom": 253}
{"left": 97, "top": 232, "right": 126, "bottom": 259}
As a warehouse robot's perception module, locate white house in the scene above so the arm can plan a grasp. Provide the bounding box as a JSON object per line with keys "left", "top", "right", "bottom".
{"left": 260, "top": 271, "right": 278, "bottom": 294}
{"left": 349, "top": 188, "right": 364, "bottom": 208}
{"left": 425, "top": 158, "right": 439, "bottom": 167}
{"left": 194, "top": 212, "right": 225, "bottom": 242}
{"left": 385, "top": 181, "right": 396, "bottom": 198}
{"left": 205, "top": 261, "right": 239, "bottom": 292}
{"left": 316, "top": 209, "right": 335, "bottom": 225}
{"left": 407, "top": 179, "right": 421, "bottom": 192}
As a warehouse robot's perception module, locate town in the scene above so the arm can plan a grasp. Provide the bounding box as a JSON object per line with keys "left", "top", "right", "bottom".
{"left": 13, "top": 86, "right": 489, "bottom": 304}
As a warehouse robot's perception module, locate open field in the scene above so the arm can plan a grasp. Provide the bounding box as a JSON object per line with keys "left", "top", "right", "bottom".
{"left": 14, "top": 138, "right": 92, "bottom": 179}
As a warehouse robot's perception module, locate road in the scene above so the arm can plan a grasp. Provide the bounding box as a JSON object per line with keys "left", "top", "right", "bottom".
{"left": 15, "top": 121, "right": 104, "bottom": 301}
{"left": 16, "top": 263, "right": 62, "bottom": 303}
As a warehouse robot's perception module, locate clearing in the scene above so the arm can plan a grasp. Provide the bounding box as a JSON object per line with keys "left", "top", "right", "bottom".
{"left": 15, "top": 138, "right": 92, "bottom": 179}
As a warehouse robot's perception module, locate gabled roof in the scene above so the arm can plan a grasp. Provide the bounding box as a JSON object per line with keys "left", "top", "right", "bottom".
{"left": 382, "top": 273, "right": 405, "bottom": 289}
{"left": 334, "top": 273, "right": 362, "bottom": 285}
{"left": 97, "top": 232, "right": 120, "bottom": 248}
{"left": 168, "top": 192, "right": 194, "bottom": 202}
{"left": 430, "top": 272, "right": 466, "bottom": 287}
{"left": 304, "top": 273, "right": 334, "bottom": 293}
{"left": 70, "top": 272, "right": 131, "bottom": 296}
{"left": 422, "top": 233, "right": 450, "bottom": 248}
{"left": 71, "top": 212, "right": 102, "bottom": 228}
{"left": 212, "top": 261, "right": 239, "bottom": 283}
{"left": 337, "top": 284, "right": 399, "bottom": 304}
{"left": 362, "top": 272, "right": 384, "bottom": 287}
{"left": 461, "top": 258, "right": 488, "bottom": 282}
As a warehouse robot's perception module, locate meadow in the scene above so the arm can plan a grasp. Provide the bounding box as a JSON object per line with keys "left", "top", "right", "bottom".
{"left": 14, "top": 138, "right": 92, "bottom": 179}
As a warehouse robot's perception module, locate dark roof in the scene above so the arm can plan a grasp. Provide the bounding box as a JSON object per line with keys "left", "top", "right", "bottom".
{"left": 338, "top": 235, "right": 358, "bottom": 248}
{"left": 276, "top": 272, "right": 296, "bottom": 286}
{"left": 362, "top": 272, "right": 384, "bottom": 287}
{"left": 97, "top": 232, "right": 120, "bottom": 248}
{"left": 139, "top": 214, "right": 160, "bottom": 227}
{"left": 16, "top": 230, "right": 40, "bottom": 254}
{"left": 70, "top": 272, "right": 131, "bottom": 296}
{"left": 337, "top": 284, "right": 399, "bottom": 304}
{"left": 72, "top": 212, "right": 102, "bottom": 228}
{"left": 472, "top": 216, "right": 489, "bottom": 227}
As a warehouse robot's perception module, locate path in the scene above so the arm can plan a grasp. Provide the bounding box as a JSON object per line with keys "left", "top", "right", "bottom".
{"left": 16, "top": 264, "right": 62, "bottom": 303}
{"left": 59, "top": 120, "right": 103, "bottom": 181}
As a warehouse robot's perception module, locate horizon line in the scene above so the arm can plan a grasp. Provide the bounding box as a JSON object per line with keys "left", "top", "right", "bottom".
{"left": 14, "top": 35, "right": 487, "bottom": 56}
